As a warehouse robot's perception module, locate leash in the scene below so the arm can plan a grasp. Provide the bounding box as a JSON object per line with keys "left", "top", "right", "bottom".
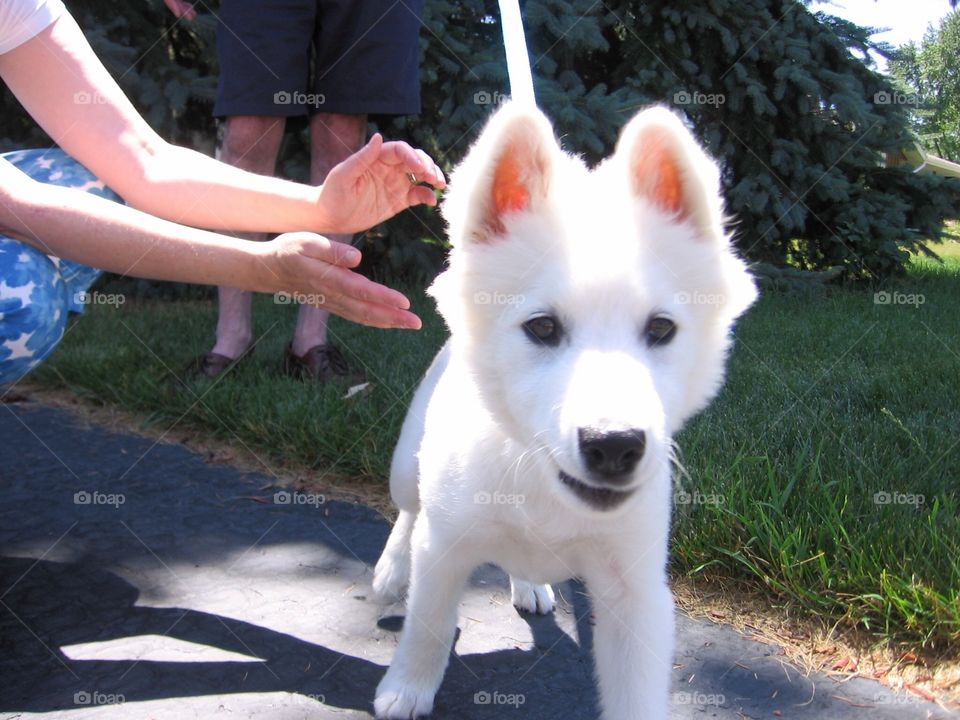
{"left": 498, "top": 0, "right": 536, "bottom": 106}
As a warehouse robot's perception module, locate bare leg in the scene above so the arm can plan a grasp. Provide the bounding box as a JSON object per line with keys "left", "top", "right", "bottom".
{"left": 290, "top": 112, "right": 367, "bottom": 357}
{"left": 211, "top": 115, "right": 286, "bottom": 359}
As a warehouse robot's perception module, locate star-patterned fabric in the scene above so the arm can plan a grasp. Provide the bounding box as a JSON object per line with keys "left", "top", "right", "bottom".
{"left": 0, "top": 148, "right": 121, "bottom": 386}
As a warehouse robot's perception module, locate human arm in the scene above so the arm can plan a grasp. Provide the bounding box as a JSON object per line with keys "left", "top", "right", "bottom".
{"left": 0, "top": 159, "right": 421, "bottom": 329}
{"left": 0, "top": 11, "right": 444, "bottom": 235}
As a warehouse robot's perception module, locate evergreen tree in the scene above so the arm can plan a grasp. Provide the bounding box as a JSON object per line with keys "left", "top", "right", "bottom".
{"left": 1, "top": 1, "right": 955, "bottom": 280}
{"left": 390, "top": 0, "right": 960, "bottom": 279}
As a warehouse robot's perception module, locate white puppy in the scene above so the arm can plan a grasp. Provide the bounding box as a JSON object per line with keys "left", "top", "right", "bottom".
{"left": 372, "top": 103, "right": 757, "bottom": 719}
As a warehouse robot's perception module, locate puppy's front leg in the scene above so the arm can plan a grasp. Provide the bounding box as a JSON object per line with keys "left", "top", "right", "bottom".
{"left": 586, "top": 564, "right": 674, "bottom": 720}
{"left": 375, "top": 516, "right": 475, "bottom": 720}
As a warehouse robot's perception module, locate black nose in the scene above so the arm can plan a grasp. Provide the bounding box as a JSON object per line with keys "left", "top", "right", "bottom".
{"left": 578, "top": 428, "right": 646, "bottom": 482}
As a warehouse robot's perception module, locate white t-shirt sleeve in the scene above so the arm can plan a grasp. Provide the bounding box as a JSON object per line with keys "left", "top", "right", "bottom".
{"left": 0, "top": 0, "right": 66, "bottom": 55}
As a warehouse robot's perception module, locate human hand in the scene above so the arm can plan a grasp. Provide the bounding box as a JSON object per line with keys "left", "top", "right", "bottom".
{"left": 317, "top": 134, "right": 446, "bottom": 234}
{"left": 258, "top": 232, "right": 421, "bottom": 330}
{"left": 163, "top": 0, "right": 197, "bottom": 20}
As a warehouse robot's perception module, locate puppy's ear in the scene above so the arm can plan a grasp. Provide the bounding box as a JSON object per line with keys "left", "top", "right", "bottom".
{"left": 616, "top": 107, "right": 725, "bottom": 243}
{"left": 445, "top": 103, "right": 557, "bottom": 243}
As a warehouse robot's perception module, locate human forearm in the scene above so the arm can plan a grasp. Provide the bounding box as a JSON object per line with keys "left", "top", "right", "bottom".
{"left": 0, "top": 13, "right": 443, "bottom": 239}
{"left": 125, "top": 135, "right": 444, "bottom": 236}
{"left": 121, "top": 142, "right": 329, "bottom": 235}
{"left": 1, "top": 178, "right": 273, "bottom": 289}
{"left": 0, "top": 174, "right": 420, "bottom": 329}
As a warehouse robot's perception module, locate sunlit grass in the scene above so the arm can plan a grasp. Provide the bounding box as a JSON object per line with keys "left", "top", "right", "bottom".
{"left": 29, "top": 250, "right": 960, "bottom": 649}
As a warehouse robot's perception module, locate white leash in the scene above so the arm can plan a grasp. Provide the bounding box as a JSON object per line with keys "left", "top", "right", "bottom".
{"left": 498, "top": 0, "right": 536, "bottom": 107}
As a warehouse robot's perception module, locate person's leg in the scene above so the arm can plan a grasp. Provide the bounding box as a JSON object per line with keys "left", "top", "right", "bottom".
{"left": 0, "top": 239, "right": 71, "bottom": 388}
{"left": 0, "top": 149, "right": 122, "bottom": 388}
{"left": 289, "top": 112, "right": 367, "bottom": 358}
{"left": 207, "top": 115, "right": 286, "bottom": 361}
{"left": 205, "top": 0, "right": 314, "bottom": 373}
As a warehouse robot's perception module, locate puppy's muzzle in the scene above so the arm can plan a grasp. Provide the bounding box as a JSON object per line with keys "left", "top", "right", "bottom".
{"left": 578, "top": 427, "right": 646, "bottom": 484}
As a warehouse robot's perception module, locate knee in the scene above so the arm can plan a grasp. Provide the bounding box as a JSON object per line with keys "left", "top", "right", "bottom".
{"left": 0, "top": 242, "right": 70, "bottom": 385}
{"left": 310, "top": 113, "right": 367, "bottom": 162}
{"left": 221, "top": 116, "right": 286, "bottom": 170}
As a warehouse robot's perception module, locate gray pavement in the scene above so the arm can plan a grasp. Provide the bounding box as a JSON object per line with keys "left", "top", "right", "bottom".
{"left": 0, "top": 401, "right": 953, "bottom": 719}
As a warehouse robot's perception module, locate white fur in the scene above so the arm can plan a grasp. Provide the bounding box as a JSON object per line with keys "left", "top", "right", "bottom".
{"left": 372, "top": 103, "right": 757, "bottom": 719}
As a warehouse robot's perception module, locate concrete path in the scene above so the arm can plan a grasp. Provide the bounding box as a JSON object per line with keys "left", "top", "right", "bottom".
{"left": 0, "top": 401, "right": 953, "bottom": 719}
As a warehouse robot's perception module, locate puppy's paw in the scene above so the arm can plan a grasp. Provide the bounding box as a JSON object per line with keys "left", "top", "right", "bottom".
{"left": 374, "top": 678, "right": 435, "bottom": 719}
{"left": 510, "top": 578, "right": 555, "bottom": 615}
{"left": 372, "top": 553, "right": 410, "bottom": 603}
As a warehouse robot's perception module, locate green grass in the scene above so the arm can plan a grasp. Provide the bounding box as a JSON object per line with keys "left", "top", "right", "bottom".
{"left": 24, "top": 246, "right": 960, "bottom": 651}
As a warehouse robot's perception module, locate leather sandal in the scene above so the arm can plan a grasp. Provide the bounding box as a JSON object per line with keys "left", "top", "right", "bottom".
{"left": 282, "top": 343, "right": 362, "bottom": 383}
{"left": 187, "top": 343, "right": 255, "bottom": 379}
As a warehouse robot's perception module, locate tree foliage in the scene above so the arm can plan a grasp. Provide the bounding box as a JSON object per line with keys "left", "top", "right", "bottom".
{"left": 889, "top": 10, "right": 960, "bottom": 163}
{"left": 391, "top": 0, "right": 959, "bottom": 280}
{"left": 1, "top": 0, "right": 957, "bottom": 282}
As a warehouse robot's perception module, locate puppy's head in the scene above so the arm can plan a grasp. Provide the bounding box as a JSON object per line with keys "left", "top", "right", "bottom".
{"left": 432, "top": 103, "right": 756, "bottom": 514}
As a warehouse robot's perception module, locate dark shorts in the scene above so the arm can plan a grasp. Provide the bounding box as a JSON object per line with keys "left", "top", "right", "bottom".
{"left": 213, "top": 0, "right": 423, "bottom": 118}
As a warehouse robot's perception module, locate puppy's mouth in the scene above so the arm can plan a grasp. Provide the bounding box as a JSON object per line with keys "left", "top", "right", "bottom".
{"left": 559, "top": 471, "right": 635, "bottom": 511}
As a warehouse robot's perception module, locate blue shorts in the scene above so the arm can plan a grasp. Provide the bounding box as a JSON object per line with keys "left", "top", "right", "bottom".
{"left": 213, "top": 0, "right": 423, "bottom": 117}
{"left": 0, "top": 149, "right": 121, "bottom": 387}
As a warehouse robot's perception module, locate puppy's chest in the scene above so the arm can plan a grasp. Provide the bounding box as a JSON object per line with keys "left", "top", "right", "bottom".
{"left": 487, "top": 518, "right": 593, "bottom": 584}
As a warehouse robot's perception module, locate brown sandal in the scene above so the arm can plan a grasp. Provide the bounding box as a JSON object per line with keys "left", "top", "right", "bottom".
{"left": 282, "top": 343, "right": 363, "bottom": 383}
{"left": 187, "top": 344, "right": 255, "bottom": 379}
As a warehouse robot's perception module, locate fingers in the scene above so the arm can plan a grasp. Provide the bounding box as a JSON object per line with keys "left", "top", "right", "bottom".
{"left": 382, "top": 141, "right": 446, "bottom": 189}
{"left": 302, "top": 264, "right": 421, "bottom": 329}
{"left": 355, "top": 133, "right": 383, "bottom": 165}
{"left": 273, "top": 235, "right": 420, "bottom": 329}
{"left": 411, "top": 148, "right": 446, "bottom": 190}
{"left": 325, "top": 295, "right": 422, "bottom": 330}
{"left": 409, "top": 185, "right": 439, "bottom": 207}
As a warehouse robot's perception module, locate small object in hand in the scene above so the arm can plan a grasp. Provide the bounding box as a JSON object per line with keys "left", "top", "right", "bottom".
{"left": 407, "top": 172, "right": 418, "bottom": 185}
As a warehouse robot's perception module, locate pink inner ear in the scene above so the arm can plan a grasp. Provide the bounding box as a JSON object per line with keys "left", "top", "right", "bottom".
{"left": 635, "top": 137, "right": 687, "bottom": 218}
{"left": 492, "top": 153, "right": 531, "bottom": 220}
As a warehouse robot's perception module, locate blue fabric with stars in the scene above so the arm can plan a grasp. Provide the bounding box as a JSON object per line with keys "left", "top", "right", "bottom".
{"left": 0, "top": 148, "right": 122, "bottom": 386}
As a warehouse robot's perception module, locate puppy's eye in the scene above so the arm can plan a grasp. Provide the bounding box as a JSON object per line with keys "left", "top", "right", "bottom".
{"left": 524, "top": 315, "right": 563, "bottom": 347}
{"left": 645, "top": 316, "right": 677, "bottom": 347}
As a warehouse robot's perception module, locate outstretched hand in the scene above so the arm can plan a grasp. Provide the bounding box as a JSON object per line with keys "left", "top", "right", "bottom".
{"left": 258, "top": 232, "right": 422, "bottom": 330}
{"left": 318, "top": 134, "right": 446, "bottom": 234}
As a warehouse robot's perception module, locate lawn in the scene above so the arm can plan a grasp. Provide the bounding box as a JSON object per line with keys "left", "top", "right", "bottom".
{"left": 21, "top": 243, "right": 960, "bottom": 651}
